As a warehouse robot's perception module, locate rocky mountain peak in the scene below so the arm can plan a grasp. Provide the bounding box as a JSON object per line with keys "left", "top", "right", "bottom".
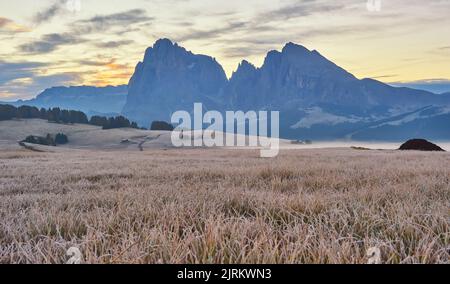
{"left": 123, "top": 38, "right": 228, "bottom": 126}
{"left": 143, "top": 38, "right": 189, "bottom": 66}
{"left": 153, "top": 38, "right": 175, "bottom": 49}
{"left": 263, "top": 50, "right": 282, "bottom": 65}
{"left": 232, "top": 60, "right": 257, "bottom": 79}
{"left": 238, "top": 60, "right": 256, "bottom": 70}
{"left": 282, "top": 42, "right": 311, "bottom": 55}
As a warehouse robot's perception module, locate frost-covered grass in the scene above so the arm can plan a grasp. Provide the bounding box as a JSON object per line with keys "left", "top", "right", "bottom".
{"left": 0, "top": 148, "right": 448, "bottom": 264}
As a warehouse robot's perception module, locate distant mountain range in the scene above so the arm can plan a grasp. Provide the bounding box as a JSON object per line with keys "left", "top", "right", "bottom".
{"left": 3, "top": 39, "right": 450, "bottom": 141}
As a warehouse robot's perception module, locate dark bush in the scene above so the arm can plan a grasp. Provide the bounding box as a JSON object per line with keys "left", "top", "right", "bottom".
{"left": 399, "top": 139, "right": 445, "bottom": 152}
{"left": 22, "top": 134, "right": 56, "bottom": 146}
{"left": 55, "top": 133, "right": 69, "bottom": 145}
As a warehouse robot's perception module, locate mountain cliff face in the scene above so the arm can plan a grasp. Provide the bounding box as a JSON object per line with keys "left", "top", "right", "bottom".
{"left": 123, "top": 39, "right": 228, "bottom": 126}
{"left": 225, "top": 42, "right": 450, "bottom": 140}
{"left": 122, "top": 39, "right": 450, "bottom": 140}
{"left": 229, "top": 43, "right": 360, "bottom": 110}
{"left": 6, "top": 85, "right": 127, "bottom": 116}
{"left": 228, "top": 42, "right": 447, "bottom": 111}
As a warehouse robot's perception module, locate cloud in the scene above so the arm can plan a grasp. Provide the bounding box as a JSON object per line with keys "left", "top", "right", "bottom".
{"left": 3, "top": 8, "right": 153, "bottom": 98}
{"left": 0, "top": 60, "right": 83, "bottom": 100}
{"left": 0, "top": 17, "right": 14, "bottom": 29}
{"left": 215, "top": 22, "right": 385, "bottom": 60}
{"left": 77, "top": 58, "right": 129, "bottom": 70}
{"left": 0, "top": 17, "right": 30, "bottom": 33}
{"left": 371, "top": 74, "right": 399, "bottom": 80}
{"left": 258, "top": 0, "right": 347, "bottom": 22}
{"left": 33, "top": 1, "right": 66, "bottom": 24}
{"left": 0, "top": 57, "right": 131, "bottom": 100}
{"left": 78, "top": 58, "right": 115, "bottom": 67}
{"left": 18, "top": 8, "right": 152, "bottom": 55}
{"left": 171, "top": 0, "right": 363, "bottom": 55}
{"left": 94, "top": 40, "right": 134, "bottom": 48}
{"left": 18, "top": 33, "right": 87, "bottom": 54}
{"left": 73, "top": 9, "right": 154, "bottom": 34}
{"left": 168, "top": 0, "right": 449, "bottom": 66}
{"left": 17, "top": 8, "right": 152, "bottom": 55}
{"left": 0, "top": 61, "right": 46, "bottom": 85}
{"left": 175, "top": 22, "right": 247, "bottom": 42}
{"left": 0, "top": 73, "right": 82, "bottom": 101}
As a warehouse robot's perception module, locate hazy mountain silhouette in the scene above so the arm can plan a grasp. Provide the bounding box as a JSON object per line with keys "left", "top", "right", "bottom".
{"left": 229, "top": 42, "right": 449, "bottom": 110}
{"left": 123, "top": 39, "right": 450, "bottom": 140}
{"left": 3, "top": 85, "right": 127, "bottom": 116}
{"left": 123, "top": 39, "right": 228, "bottom": 125}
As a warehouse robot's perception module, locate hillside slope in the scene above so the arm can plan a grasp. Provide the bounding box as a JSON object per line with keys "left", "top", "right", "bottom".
{"left": 0, "top": 119, "right": 172, "bottom": 150}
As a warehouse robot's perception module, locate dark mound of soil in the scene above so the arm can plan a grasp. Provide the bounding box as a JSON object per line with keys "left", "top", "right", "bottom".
{"left": 399, "top": 139, "right": 445, "bottom": 152}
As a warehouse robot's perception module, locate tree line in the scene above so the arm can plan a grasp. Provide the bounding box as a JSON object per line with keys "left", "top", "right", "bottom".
{"left": 150, "top": 121, "right": 174, "bottom": 131}
{"left": 90, "top": 115, "right": 139, "bottom": 130}
{"left": 0, "top": 104, "right": 140, "bottom": 130}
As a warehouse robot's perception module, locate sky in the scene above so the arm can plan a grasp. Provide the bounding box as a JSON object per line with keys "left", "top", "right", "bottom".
{"left": 1, "top": 0, "right": 450, "bottom": 100}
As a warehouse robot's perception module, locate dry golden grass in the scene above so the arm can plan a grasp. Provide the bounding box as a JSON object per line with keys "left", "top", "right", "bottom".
{"left": 0, "top": 148, "right": 448, "bottom": 264}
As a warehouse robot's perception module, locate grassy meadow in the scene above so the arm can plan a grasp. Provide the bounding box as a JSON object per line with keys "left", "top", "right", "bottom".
{"left": 0, "top": 147, "right": 448, "bottom": 264}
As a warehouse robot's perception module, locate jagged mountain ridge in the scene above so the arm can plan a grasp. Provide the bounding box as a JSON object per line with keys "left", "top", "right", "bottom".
{"left": 123, "top": 39, "right": 450, "bottom": 140}
{"left": 228, "top": 42, "right": 448, "bottom": 111}
{"left": 122, "top": 39, "right": 228, "bottom": 125}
